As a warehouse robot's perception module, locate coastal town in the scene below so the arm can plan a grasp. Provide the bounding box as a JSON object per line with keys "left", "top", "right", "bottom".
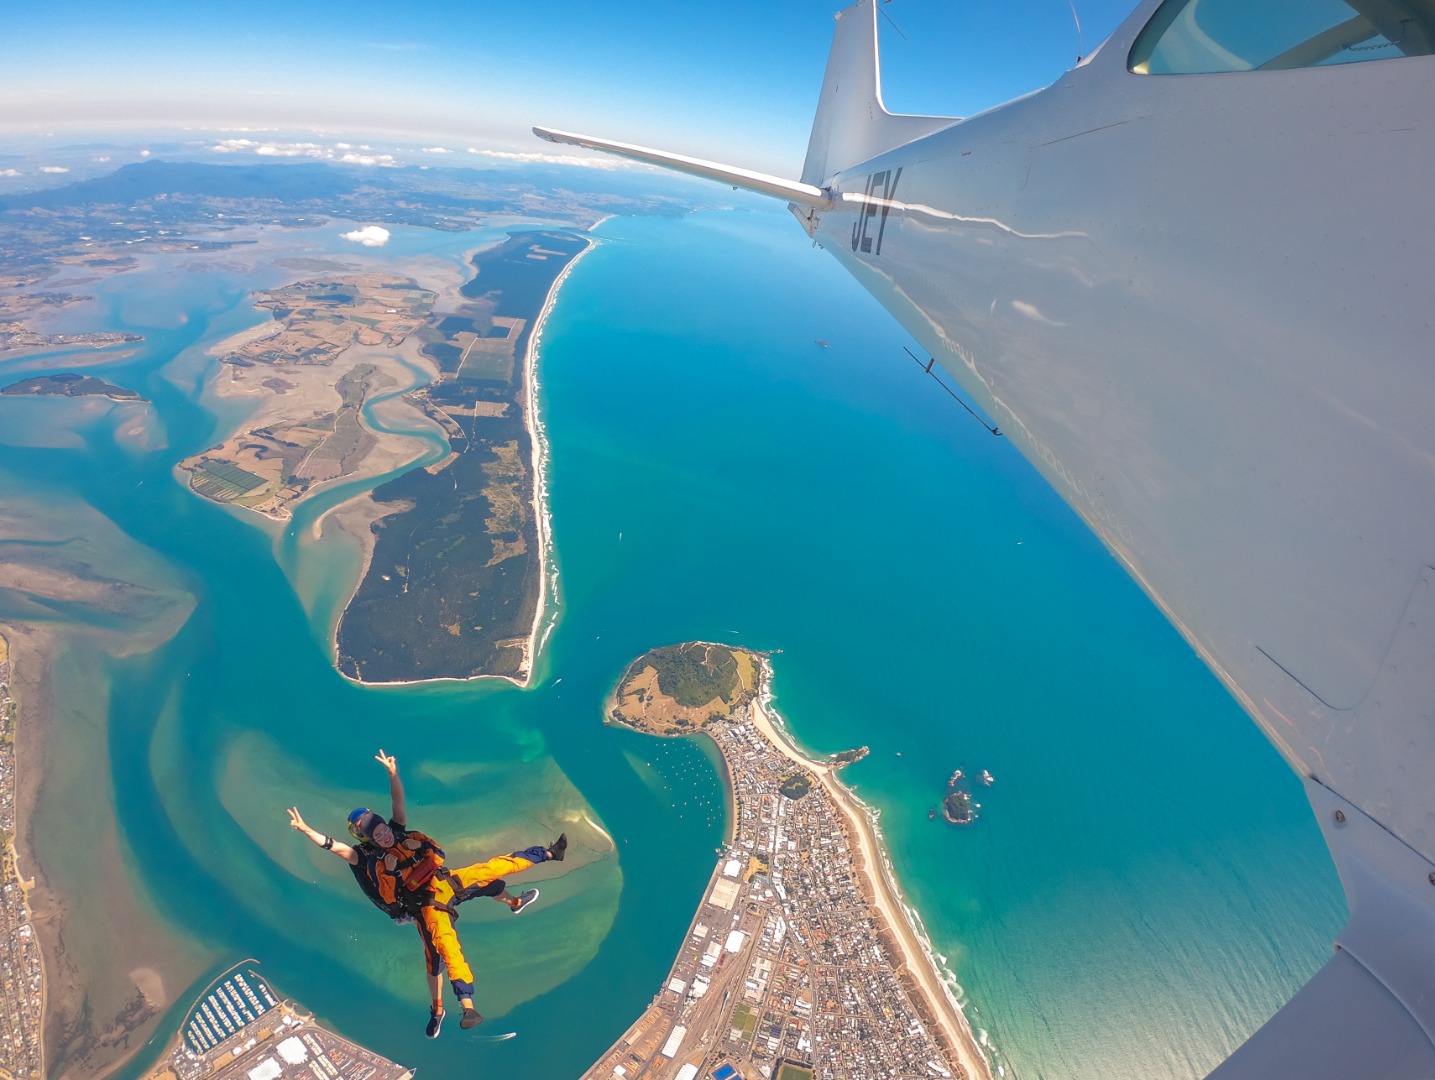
{"left": 0, "top": 324, "right": 142, "bottom": 356}
{"left": 0, "top": 633, "right": 45, "bottom": 1080}
{"left": 589, "top": 643, "right": 988, "bottom": 1080}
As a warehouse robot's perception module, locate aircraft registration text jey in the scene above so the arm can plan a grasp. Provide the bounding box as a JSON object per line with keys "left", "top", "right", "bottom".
{"left": 850, "top": 167, "right": 902, "bottom": 256}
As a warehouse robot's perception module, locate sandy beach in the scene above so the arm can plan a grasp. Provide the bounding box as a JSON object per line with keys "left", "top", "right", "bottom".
{"left": 518, "top": 230, "right": 598, "bottom": 683}
{"left": 747, "top": 660, "right": 993, "bottom": 1080}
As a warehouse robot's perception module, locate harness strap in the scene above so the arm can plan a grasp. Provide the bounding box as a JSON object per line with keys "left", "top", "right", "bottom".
{"left": 422, "top": 894, "right": 460, "bottom": 921}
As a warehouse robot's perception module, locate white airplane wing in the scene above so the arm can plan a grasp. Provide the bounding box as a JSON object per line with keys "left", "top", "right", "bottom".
{"left": 533, "top": 126, "right": 834, "bottom": 208}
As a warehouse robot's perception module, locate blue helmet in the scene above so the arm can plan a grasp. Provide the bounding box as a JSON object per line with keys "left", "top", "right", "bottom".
{"left": 347, "top": 808, "right": 384, "bottom": 842}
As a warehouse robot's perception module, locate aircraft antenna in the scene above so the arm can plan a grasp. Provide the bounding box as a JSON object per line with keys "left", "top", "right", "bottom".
{"left": 903, "top": 346, "right": 1002, "bottom": 436}
{"left": 878, "top": 1, "right": 908, "bottom": 41}
{"left": 1067, "top": 0, "right": 1085, "bottom": 63}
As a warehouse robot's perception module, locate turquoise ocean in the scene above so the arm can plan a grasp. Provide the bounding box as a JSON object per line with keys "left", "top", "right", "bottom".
{"left": 0, "top": 204, "right": 1345, "bottom": 1079}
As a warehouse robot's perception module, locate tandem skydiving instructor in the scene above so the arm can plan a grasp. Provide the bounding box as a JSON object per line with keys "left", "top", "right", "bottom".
{"left": 287, "top": 749, "right": 567, "bottom": 1037}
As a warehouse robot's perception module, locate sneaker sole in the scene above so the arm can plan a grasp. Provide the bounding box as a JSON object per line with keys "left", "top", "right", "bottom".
{"left": 512, "top": 887, "right": 540, "bottom": 915}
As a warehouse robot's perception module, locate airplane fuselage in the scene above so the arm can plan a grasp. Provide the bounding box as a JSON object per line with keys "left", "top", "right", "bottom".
{"left": 804, "top": 47, "right": 1435, "bottom": 862}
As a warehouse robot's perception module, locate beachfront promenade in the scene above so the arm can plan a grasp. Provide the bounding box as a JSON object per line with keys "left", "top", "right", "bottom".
{"left": 589, "top": 646, "right": 989, "bottom": 1080}
{"left": 0, "top": 633, "right": 45, "bottom": 1080}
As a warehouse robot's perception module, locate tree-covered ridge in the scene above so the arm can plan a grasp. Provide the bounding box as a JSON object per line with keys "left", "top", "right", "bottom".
{"left": 648, "top": 642, "right": 740, "bottom": 707}
{"left": 2, "top": 373, "right": 144, "bottom": 400}
{"left": 607, "top": 643, "right": 762, "bottom": 737}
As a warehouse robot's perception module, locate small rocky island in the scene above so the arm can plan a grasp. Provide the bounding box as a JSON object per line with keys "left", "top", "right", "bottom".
{"left": 936, "top": 767, "right": 992, "bottom": 826}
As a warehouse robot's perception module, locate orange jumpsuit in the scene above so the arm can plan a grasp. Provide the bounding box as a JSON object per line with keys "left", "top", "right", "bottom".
{"left": 415, "top": 846, "right": 549, "bottom": 999}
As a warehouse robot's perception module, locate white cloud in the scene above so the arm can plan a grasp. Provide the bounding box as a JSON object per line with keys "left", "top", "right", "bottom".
{"left": 0, "top": 168, "right": 20, "bottom": 177}
{"left": 421, "top": 146, "right": 452, "bottom": 154}
{"left": 341, "top": 225, "right": 390, "bottom": 247}
{"left": 94, "top": 155, "right": 111, "bottom": 163}
{"left": 208, "top": 140, "right": 396, "bottom": 167}
{"left": 257, "top": 141, "right": 324, "bottom": 157}
{"left": 40, "top": 166, "right": 70, "bottom": 174}
{"left": 139, "top": 149, "right": 151, "bottom": 157}
{"left": 472, "top": 148, "right": 639, "bottom": 170}
{"left": 339, "top": 151, "right": 397, "bottom": 166}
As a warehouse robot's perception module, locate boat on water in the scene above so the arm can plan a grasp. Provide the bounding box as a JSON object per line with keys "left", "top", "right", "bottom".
{"left": 978, "top": 769, "right": 994, "bottom": 786}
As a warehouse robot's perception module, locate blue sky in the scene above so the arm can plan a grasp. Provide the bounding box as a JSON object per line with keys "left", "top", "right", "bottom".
{"left": 1, "top": 0, "right": 1138, "bottom": 176}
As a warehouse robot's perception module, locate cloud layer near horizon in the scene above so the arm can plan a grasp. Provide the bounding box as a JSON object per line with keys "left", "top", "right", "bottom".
{"left": 211, "top": 139, "right": 398, "bottom": 167}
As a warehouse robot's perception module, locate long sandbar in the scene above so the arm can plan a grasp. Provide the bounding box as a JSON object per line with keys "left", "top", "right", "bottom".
{"left": 337, "top": 227, "right": 598, "bottom": 688}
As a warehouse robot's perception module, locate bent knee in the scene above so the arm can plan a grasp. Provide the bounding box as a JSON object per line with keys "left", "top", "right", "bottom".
{"left": 457, "top": 878, "right": 506, "bottom": 902}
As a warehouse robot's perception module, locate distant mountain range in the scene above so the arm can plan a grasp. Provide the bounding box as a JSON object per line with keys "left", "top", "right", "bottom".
{"left": 0, "top": 157, "right": 698, "bottom": 221}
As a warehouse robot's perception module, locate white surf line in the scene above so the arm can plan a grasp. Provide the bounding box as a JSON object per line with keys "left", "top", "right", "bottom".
{"left": 519, "top": 229, "right": 601, "bottom": 684}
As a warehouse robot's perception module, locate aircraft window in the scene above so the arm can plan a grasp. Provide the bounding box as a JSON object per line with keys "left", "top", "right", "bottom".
{"left": 1129, "top": 0, "right": 1435, "bottom": 72}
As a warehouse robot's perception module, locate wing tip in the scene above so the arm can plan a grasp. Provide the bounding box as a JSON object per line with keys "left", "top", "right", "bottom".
{"left": 529, "top": 126, "right": 833, "bottom": 210}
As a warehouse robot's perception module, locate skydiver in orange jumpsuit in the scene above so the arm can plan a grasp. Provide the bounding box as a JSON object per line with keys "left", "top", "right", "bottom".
{"left": 288, "top": 750, "right": 566, "bottom": 1036}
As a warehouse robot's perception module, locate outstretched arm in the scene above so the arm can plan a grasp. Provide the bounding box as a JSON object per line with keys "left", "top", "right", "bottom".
{"left": 376, "top": 749, "right": 406, "bottom": 827}
{"left": 288, "top": 807, "right": 358, "bottom": 865}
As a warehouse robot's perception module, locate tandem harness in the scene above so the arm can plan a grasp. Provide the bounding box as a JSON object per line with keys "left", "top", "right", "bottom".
{"left": 350, "top": 829, "right": 469, "bottom": 922}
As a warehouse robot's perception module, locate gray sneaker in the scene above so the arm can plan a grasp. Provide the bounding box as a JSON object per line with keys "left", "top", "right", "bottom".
{"left": 511, "top": 887, "right": 540, "bottom": 915}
